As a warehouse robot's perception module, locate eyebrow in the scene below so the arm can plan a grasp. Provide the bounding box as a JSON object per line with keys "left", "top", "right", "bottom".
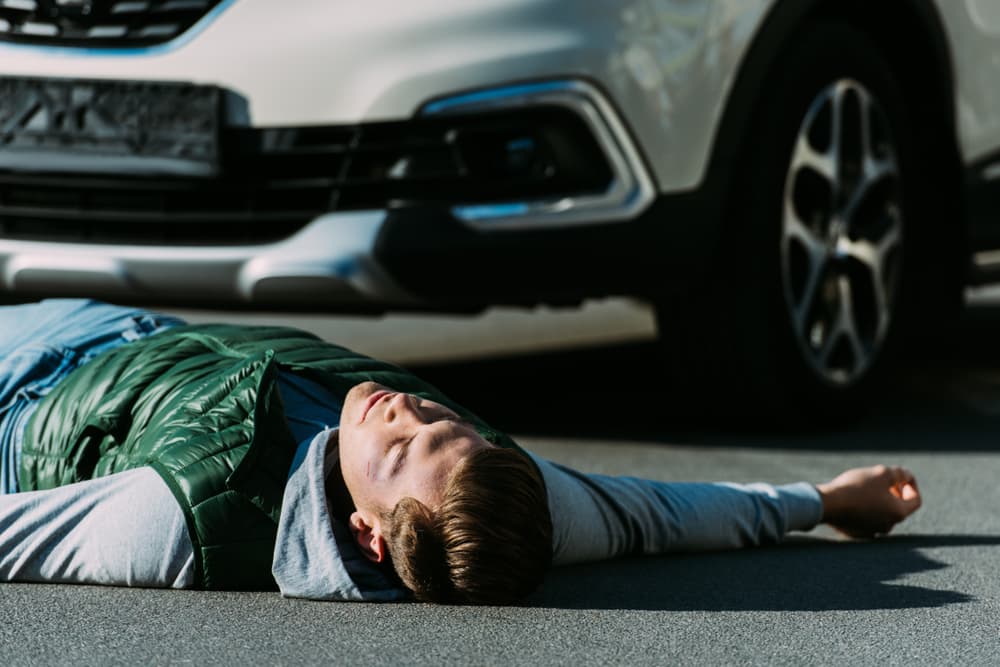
{"left": 430, "top": 419, "right": 472, "bottom": 449}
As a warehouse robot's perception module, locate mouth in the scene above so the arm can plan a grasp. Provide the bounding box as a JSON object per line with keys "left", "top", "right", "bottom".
{"left": 360, "top": 390, "right": 391, "bottom": 424}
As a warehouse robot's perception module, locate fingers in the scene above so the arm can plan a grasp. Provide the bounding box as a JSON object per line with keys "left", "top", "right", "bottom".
{"left": 889, "top": 465, "right": 918, "bottom": 491}
{"left": 882, "top": 466, "right": 921, "bottom": 525}
{"left": 889, "top": 466, "right": 921, "bottom": 508}
{"left": 899, "top": 482, "right": 920, "bottom": 503}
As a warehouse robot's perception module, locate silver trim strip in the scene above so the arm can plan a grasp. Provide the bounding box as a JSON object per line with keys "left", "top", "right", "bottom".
{"left": 973, "top": 249, "right": 1000, "bottom": 273}
{"left": 967, "top": 283, "right": 1000, "bottom": 304}
{"left": 421, "top": 80, "right": 656, "bottom": 231}
{"left": 0, "top": 211, "right": 417, "bottom": 306}
{"left": 982, "top": 162, "right": 1000, "bottom": 182}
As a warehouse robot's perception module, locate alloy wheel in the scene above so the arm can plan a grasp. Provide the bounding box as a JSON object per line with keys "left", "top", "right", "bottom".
{"left": 781, "top": 79, "right": 903, "bottom": 386}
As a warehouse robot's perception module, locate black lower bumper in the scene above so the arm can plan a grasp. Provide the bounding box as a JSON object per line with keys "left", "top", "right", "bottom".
{"left": 374, "top": 191, "right": 724, "bottom": 309}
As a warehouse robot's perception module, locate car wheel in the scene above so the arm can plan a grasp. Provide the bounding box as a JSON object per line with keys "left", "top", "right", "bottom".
{"left": 780, "top": 76, "right": 902, "bottom": 390}
{"left": 659, "top": 20, "right": 925, "bottom": 423}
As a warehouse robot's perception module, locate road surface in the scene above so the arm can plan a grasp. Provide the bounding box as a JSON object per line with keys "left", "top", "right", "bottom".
{"left": 2, "top": 298, "right": 999, "bottom": 665}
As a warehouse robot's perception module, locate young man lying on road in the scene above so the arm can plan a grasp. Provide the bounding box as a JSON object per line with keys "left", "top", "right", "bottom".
{"left": 0, "top": 300, "right": 922, "bottom": 604}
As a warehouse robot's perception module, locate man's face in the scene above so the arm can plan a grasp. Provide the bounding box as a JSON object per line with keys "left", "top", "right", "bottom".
{"left": 339, "top": 381, "right": 491, "bottom": 516}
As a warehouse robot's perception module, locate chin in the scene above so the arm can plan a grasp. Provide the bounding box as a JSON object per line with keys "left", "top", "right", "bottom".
{"left": 344, "top": 381, "right": 374, "bottom": 416}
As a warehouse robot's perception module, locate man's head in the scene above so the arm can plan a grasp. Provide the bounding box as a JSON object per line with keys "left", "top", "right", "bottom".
{"left": 338, "top": 381, "right": 552, "bottom": 604}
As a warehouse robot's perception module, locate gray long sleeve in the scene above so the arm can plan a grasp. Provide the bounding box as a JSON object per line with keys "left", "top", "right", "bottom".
{"left": 531, "top": 455, "right": 824, "bottom": 566}
{"left": 0, "top": 467, "right": 195, "bottom": 588}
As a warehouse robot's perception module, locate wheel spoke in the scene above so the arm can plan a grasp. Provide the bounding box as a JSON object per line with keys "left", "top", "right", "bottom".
{"left": 872, "top": 220, "right": 901, "bottom": 338}
{"left": 790, "top": 84, "right": 839, "bottom": 183}
{"left": 859, "top": 88, "right": 899, "bottom": 184}
{"left": 783, "top": 208, "right": 829, "bottom": 332}
{"left": 838, "top": 213, "right": 900, "bottom": 335}
{"left": 820, "top": 276, "right": 865, "bottom": 373}
{"left": 840, "top": 237, "right": 876, "bottom": 270}
{"left": 877, "top": 218, "right": 902, "bottom": 260}
{"left": 829, "top": 83, "right": 849, "bottom": 200}
{"left": 791, "top": 133, "right": 836, "bottom": 182}
{"left": 793, "top": 258, "right": 825, "bottom": 334}
{"left": 842, "top": 158, "right": 896, "bottom": 224}
{"left": 842, "top": 87, "right": 900, "bottom": 233}
{"left": 839, "top": 277, "right": 867, "bottom": 371}
{"left": 841, "top": 237, "right": 887, "bottom": 320}
{"left": 839, "top": 211, "right": 901, "bottom": 269}
{"left": 784, "top": 206, "right": 827, "bottom": 257}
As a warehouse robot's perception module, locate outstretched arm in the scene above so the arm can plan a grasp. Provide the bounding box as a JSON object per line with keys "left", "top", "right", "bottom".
{"left": 532, "top": 455, "right": 921, "bottom": 566}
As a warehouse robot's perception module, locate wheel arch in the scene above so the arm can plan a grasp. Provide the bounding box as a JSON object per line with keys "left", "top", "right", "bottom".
{"left": 701, "top": 0, "right": 964, "bottom": 257}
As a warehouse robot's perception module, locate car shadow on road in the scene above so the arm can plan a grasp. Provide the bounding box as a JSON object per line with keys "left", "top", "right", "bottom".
{"left": 408, "top": 307, "right": 1000, "bottom": 451}
{"left": 527, "top": 535, "right": 997, "bottom": 612}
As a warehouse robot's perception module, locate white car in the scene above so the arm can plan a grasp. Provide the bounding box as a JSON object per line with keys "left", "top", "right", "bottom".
{"left": 0, "top": 0, "right": 996, "bottom": 416}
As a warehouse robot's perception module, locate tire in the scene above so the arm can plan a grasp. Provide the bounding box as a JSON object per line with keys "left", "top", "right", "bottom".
{"left": 658, "top": 20, "right": 935, "bottom": 424}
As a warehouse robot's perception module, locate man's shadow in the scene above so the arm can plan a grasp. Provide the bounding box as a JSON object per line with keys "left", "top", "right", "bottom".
{"left": 527, "top": 535, "right": 994, "bottom": 611}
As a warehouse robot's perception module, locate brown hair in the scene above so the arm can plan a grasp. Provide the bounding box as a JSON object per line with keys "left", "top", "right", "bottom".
{"left": 381, "top": 446, "right": 552, "bottom": 604}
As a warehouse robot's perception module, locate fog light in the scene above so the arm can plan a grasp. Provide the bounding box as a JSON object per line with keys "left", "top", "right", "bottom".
{"left": 453, "top": 127, "right": 556, "bottom": 183}
{"left": 444, "top": 107, "right": 612, "bottom": 203}
{"left": 505, "top": 137, "right": 552, "bottom": 177}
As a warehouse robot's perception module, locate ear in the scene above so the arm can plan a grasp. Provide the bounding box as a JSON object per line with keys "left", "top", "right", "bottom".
{"left": 349, "top": 511, "right": 387, "bottom": 563}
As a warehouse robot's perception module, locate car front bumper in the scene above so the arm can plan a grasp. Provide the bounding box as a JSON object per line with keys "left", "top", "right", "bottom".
{"left": 0, "top": 78, "right": 670, "bottom": 310}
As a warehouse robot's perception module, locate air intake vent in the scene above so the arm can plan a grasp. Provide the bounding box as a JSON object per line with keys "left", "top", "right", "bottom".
{"left": 0, "top": 0, "right": 223, "bottom": 47}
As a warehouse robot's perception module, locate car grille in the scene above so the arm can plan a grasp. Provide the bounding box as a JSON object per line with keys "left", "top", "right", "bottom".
{"left": 0, "top": 108, "right": 614, "bottom": 245}
{"left": 0, "top": 0, "right": 224, "bottom": 48}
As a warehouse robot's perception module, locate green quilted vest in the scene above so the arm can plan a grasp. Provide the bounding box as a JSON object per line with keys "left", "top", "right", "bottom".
{"left": 19, "top": 324, "right": 521, "bottom": 590}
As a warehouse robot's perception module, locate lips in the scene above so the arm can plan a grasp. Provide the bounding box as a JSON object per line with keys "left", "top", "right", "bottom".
{"left": 360, "top": 390, "right": 390, "bottom": 424}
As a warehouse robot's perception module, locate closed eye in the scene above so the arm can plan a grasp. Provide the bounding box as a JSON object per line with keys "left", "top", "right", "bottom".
{"left": 390, "top": 437, "right": 410, "bottom": 477}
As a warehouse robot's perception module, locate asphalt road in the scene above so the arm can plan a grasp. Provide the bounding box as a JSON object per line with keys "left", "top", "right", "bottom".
{"left": 2, "top": 300, "right": 1000, "bottom": 666}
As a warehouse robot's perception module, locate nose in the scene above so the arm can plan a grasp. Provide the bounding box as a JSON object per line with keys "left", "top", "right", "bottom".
{"left": 383, "top": 392, "right": 421, "bottom": 424}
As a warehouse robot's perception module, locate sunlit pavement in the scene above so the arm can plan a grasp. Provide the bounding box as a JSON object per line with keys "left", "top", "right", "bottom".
{"left": 169, "top": 297, "right": 659, "bottom": 365}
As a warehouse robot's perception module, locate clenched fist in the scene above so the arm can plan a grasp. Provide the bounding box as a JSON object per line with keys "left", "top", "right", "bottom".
{"left": 815, "top": 465, "right": 922, "bottom": 538}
